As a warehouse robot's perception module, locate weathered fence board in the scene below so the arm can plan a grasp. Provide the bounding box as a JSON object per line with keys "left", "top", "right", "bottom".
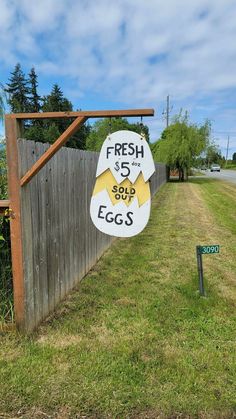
{"left": 150, "top": 163, "right": 167, "bottom": 196}
{"left": 18, "top": 139, "right": 167, "bottom": 332}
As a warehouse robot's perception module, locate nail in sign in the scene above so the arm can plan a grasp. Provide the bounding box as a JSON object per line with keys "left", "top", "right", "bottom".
{"left": 90, "top": 130, "right": 155, "bottom": 237}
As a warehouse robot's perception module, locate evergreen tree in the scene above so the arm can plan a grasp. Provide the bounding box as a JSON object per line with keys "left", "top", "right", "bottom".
{"left": 5, "top": 63, "right": 29, "bottom": 112}
{"left": 42, "top": 84, "right": 72, "bottom": 113}
{"left": 23, "top": 67, "right": 44, "bottom": 141}
{"left": 69, "top": 121, "right": 91, "bottom": 150}
{"left": 28, "top": 67, "right": 41, "bottom": 113}
{"left": 23, "top": 124, "right": 45, "bottom": 143}
{"left": 42, "top": 84, "right": 73, "bottom": 135}
{"left": 43, "top": 123, "right": 60, "bottom": 144}
{"left": 5, "top": 66, "right": 90, "bottom": 148}
{"left": 42, "top": 84, "right": 89, "bottom": 148}
{"left": 0, "top": 83, "right": 6, "bottom": 122}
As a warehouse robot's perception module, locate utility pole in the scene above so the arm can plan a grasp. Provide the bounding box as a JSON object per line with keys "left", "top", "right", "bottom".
{"left": 166, "top": 95, "right": 170, "bottom": 128}
{"left": 225, "top": 135, "right": 230, "bottom": 167}
{"left": 162, "top": 95, "right": 172, "bottom": 128}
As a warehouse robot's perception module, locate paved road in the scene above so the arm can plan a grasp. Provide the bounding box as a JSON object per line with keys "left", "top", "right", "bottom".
{"left": 203, "top": 169, "right": 236, "bottom": 184}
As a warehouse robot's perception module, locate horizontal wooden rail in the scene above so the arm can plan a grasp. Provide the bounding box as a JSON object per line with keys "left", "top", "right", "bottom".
{"left": 0, "top": 199, "right": 10, "bottom": 216}
{"left": 6, "top": 109, "right": 154, "bottom": 120}
{"left": 19, "top": 108, "right": 155, "bottom": 187}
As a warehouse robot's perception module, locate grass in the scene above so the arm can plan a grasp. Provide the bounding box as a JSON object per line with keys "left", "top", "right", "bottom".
{"left": 0, "top": 179, "right": 236, "bottom": 418}
{"left": 223, "top": 164, "right": 236, "bottom": 170}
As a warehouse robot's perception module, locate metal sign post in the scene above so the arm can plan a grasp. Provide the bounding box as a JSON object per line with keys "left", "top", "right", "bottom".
{"left": 196, "top": 246, "right": 205, "bottom": 296}
{"left": 196, "top": 245, "right": 220, "bottom": 296}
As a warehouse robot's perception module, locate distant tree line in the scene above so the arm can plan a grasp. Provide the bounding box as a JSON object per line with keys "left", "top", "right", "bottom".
{"left": 151, "top": 111, "right": 211, "bottom": 180}
{"left": 3, "top": 63, "right": 149, "bottom": 150}
{"left": 151, "top": 111, "right": 227, "bottom": 180}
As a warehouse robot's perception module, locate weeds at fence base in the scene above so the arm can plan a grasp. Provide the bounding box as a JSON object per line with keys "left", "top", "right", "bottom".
{"left": 0, "top": 218, "right": 14, "bottom": 326}
{"left": 0, "top": 290, "right": 14, "bottom": 326}
{"left": 0, "top": 321, "right": 15, "bottom": 332}
{"left": 0, "top": 283, "right": 14, "bottom": 327}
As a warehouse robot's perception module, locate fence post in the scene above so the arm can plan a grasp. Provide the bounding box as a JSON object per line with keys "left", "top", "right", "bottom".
{"left": 5, "top": 116, "right": 25, "bottom": 331}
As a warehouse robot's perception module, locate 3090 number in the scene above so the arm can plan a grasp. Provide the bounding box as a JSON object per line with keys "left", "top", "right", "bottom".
{"left": 200, "top": 245, "right": 220, "bottom": 254}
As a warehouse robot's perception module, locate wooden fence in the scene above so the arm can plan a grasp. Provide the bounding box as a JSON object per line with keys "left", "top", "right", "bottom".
{"left": 150, "top": 162, "right": 168, "bottom": 195}
{"left": 17, "top": 139, "right": 167, "bottom": 332}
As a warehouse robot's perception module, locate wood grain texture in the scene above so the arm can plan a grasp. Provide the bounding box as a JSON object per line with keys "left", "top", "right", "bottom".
{"left": 20, "top": 117, "right": 87, "bottom": 187}
{"left": 18, "top": 140, "right": 167, "bottom": 332}
{"left": 5, "top": 119, "right": 25, "bottom": 331}
{"left": 7, "top": 109, "right": 154, "bottom": 120}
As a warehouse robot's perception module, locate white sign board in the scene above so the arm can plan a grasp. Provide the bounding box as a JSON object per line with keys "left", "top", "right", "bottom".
{"left": 90, "top": 130, "right": 155, "bottom": 237}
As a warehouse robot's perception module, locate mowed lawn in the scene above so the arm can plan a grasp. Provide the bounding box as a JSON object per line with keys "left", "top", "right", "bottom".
{"left": 0, "top": 179, "right": 236, "bottom": 418}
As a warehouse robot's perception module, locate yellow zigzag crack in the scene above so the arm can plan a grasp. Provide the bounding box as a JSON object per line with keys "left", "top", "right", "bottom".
{"left": 92, "top": 169, "right": 150, "bottom": 207}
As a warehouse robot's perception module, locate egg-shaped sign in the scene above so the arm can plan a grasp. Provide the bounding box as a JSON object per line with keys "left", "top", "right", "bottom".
{"left": 90, "top": 130, "right": 155, "bottom": 237}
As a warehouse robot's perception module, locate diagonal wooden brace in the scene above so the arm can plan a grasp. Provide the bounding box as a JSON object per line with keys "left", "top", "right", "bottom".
{"left": 20, "top": 116, "right": 88, "bottom": 187}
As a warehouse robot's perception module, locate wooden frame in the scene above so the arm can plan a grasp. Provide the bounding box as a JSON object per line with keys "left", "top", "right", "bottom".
{"left": 6, "top": 109, "right": 153, "bottom": 120}
{"left": 4, "top": 108, "right": 154, "bottom": 331}
{"left": 5, "top": 117, "right": 25, "bottom": 328}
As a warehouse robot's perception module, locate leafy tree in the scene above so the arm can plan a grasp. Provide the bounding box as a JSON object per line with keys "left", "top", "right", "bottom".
{"left": 0, "top": 145, "right": 7, "bottom": 199}
{"left": 86, "top": 117, "right": 150, "bottom": 152}
{"left": 232, "top": 152, "right": 236, "bottom": 161}
{"left": 152, "top": 112, "right": 211, "bottom": 181}
{"left": 205, "top": 143, "right": 223, "bottom": 166}
{"left": 5, "top": 63, "right": 29, "bottom": 112}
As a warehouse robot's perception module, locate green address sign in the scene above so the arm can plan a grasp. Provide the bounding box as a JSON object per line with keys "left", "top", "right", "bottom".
{"left": 199, "top": 245, "right": 220, "bottom": 255}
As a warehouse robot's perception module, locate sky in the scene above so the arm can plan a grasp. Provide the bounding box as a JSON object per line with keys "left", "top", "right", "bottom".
{"left": 0, "top": 0, "right": 236, "bottom": 158}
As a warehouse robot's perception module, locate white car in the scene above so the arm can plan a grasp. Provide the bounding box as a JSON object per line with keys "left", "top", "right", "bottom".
{"left": 210, "top": 164, "right": 220, "bottom": 172}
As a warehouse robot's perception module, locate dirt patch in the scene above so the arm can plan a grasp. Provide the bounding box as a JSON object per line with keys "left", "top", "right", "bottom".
{"left": 115, "top": 297, "right": 136, "bottom": 306}
{"left": 37, "top": 333, "right": 83, "bottom": 348}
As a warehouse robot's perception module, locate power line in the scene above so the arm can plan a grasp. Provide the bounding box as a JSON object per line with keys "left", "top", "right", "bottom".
{"left": 212, "top": 130, "right": 236, "bottom": 135}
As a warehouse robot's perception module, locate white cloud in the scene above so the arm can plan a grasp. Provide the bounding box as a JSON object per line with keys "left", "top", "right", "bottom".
{"left": 1, "top": 0, "right": 236, "bottom": 97}
{"left": 1, "top": 0, "right": 236, "bottom": 149}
